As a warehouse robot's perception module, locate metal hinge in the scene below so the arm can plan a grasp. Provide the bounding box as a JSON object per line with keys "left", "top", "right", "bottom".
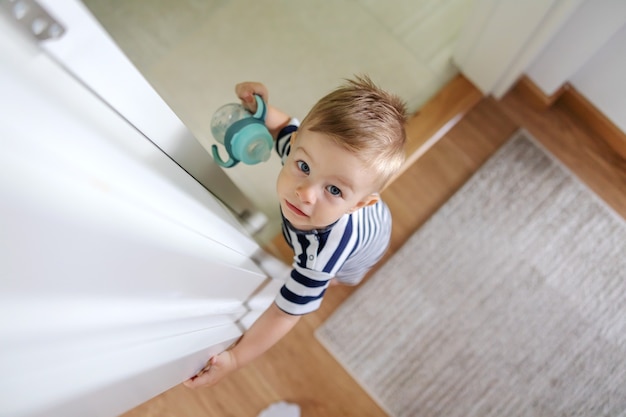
{"left": 1, "top": 0, "right": 65, "bottom": 41}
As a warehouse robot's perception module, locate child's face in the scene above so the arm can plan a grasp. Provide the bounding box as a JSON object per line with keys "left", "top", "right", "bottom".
{"left": 276, "top": 129, "right": 379, "bottom": 231}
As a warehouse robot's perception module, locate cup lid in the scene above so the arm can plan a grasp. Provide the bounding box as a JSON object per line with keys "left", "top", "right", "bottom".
{"left": 231, "top": 124, "right": 273, "bottom": 165}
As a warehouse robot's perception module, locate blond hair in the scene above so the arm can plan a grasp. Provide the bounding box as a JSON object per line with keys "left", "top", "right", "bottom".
{"left": 300, "top": 75, "right": 407, "bottom": 190}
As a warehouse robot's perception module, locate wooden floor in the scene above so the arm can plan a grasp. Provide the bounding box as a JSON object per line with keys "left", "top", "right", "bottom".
{"left": 122, "top": 77, "right": 626, "bottom": 417}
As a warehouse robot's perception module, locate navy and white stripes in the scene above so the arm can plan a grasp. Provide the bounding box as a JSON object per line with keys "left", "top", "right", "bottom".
{"left": 273, "top": 121, "right": 392, "bottom": 315}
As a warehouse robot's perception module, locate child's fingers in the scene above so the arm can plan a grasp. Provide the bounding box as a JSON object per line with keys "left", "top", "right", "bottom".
{"left": 200, "top": 356, "right": 218, "bottom": 374}
{"left": 235, "top": 82, "right": 268, "bottom": 109}
{"left": 183, "top": 374, "right": 209, "bottom": 388}
{"left": 235, "top": 83, "right": 257, "bottom": 100}
{"left": 183, "top": 356, "right": 219, "bottom": 388}
{"left": 183, "top": 369, "right": 214, "bottom": 388}
{"left": 237, "top": 90, "right": 257, "bottom": 112}
{"left": 239, "top": 90, "right": 255, "bottom": 103}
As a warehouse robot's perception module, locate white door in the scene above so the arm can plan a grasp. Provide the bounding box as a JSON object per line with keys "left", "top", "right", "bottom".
{"left": 0, "top": 7, "right": 269, "bottom": 417}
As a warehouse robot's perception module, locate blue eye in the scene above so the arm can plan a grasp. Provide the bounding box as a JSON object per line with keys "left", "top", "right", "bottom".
{"left": 297, "top": 160, "right": 310, "bottom": 174}
{"left": 326, "top": 185, "right": 342, "bottom": 197}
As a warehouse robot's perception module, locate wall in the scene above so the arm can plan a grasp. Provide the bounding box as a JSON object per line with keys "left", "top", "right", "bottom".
{"left": 82, "top": 0, "right": 475, "bottom": 239}
{"left": 569, "top": 26, "right": 626, "bottom": 134}
{"left": 526, "top": 0, "right": 626, "bottom": 133}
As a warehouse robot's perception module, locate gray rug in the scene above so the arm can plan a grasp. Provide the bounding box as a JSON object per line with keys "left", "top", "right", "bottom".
{"left": 316, "top": 131, "right": 626, "bottom": 417}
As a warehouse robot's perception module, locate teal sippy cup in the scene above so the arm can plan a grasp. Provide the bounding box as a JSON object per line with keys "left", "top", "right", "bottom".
{"left": 210, "top": 95, "right": 273, "bottom": 168}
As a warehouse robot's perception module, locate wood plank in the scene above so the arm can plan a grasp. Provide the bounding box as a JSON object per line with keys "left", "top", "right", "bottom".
{"left": 387, "top": 74, "right": 484, "bottom": 187}
{"left": 383, "top": 97, "right": 518, "bottom": 257}
{"left": 121, "top": 76, "right": 626, "bottom": 417}
{"left": 557, "top": 87, "right": 626, "bottom": 161}
{"left": 514, "top": 75, "right": 569, "bottom": 109}
{"left": 510, "top": 75, "right": 626, "bottom": 161}
{"left": 501, "top": 82, "right": 626, "bottom": 219}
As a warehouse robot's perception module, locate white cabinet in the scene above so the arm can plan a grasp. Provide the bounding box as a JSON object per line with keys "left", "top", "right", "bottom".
{"left": 0, "top": 9, "right": 271, "bottom": 417}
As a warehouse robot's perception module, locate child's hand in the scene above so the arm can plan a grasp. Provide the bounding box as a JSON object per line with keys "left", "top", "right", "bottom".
{"left": 183, "top": 350, "right": 238, "bottom": 389}
{"left": 235, "top": 82, "right": 269, "bottom": 113}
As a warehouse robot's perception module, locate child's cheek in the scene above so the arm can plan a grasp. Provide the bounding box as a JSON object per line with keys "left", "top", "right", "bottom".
{"left": 276, "top": 167, "right": 293, "bottom": 197}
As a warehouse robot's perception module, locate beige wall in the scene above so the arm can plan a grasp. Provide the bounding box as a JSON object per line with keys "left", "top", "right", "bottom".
{"left": 84, "top": 0, "right": 474, "bottom": 240}
{"left": 526, "top": 0, "right": 626, "bottom": 134}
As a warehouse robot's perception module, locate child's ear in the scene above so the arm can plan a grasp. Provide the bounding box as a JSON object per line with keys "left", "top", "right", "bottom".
{"left": 347, "top": 193, "right": 380, "bottom": 213}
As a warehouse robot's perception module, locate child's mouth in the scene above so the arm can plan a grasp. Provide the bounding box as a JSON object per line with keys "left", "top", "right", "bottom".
{"left": 285, "top": 200, "right": 308, "bottom": 217}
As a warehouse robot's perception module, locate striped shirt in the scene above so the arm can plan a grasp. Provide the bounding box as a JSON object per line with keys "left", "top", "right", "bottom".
{"left": 274, "top": 120, "right": 392, "bottom": 315}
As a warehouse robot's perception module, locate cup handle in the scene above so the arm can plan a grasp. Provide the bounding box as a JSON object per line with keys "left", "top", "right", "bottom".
{"left": 252, "top": 94, "right": 267, "bottom": 122}
{"left": 211, "top": 144, "right": 238, "bottom": 168}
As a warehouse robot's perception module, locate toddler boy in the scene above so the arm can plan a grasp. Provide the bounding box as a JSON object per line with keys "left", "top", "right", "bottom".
{"left": 185, "top": 76, "right": 406, "bottom": 388}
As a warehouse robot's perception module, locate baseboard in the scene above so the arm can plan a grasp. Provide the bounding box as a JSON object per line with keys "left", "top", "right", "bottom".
{"left": 514, "top": 75, "right": 569, "bottom": 109}
{"left": 387, "top": 74, "right": 483, "bottom": 187}
{"left": 514, "top": 75, "right": 626, "bottom": 161}
{"left": 557, "top": 88, "right": 626, "bottom": 160}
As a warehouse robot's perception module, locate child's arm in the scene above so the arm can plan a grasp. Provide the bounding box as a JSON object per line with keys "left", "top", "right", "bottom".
{"left": 183, "top": 303, "right": 300, "bottom": 389}
{"left": 235, "top": 82, "right": 292, "bottom": 139}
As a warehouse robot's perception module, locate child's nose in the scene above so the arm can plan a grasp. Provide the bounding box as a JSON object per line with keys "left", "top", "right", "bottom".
{"left": 295, "top": 183, "right": 316, "bottom": 204}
